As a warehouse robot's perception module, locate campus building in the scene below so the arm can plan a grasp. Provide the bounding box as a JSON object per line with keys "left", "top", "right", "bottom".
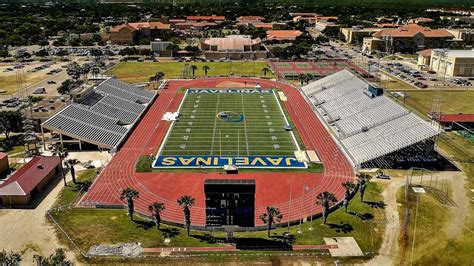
{"left": 362, "top": 24, "right": 455, "bottom": 54}
{"left": 340, "top": 27, "right": 382, "bottom": 44}
{"left": 266, "top": 30, "right": 302, "bottom": 41}
{"left": 429, "top": 49, "right": 474, "bottom": 77}
{"left": 0, "top": 156, "right": 61, "bottom": 207}
{"left": 199, "top": 35, "right": 267, "bottom": 59}
{"left": 110, "top": 22, "right": 171, "bottom": 45}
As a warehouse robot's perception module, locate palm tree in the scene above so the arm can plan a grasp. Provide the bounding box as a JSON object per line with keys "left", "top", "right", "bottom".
{"left": 190, "top": 65, "right": 198, "bottom": 77}
{"left": 177, "top": 195, "right": 195, "bottom": 236}
{"left": 64, "top": 159, "right": 79, "bottom": 184}
{"left": 298, "top": 73, "right": 306, "bottom": 86}
{"left": 316, "top": 191, "right": 338, "bottom": 224}
{"left": 148, "top": 202, "right": 165, "bottom": 230}
{"left": 357, "top": 173, "right": 372, "bottom": 202}
{"left": 120, "top": 188, "right": 139, "bottom": 221}
{"left": 149, "top": 71, "right": 164, "bottom": 89}
{"left": 341, "top": 181, "right": 356, "bottom": 213}
{"left": 202, "top": 65, "right": 210, "bottom": 76}
{"left": 33, "top": 248, "right": 70, "bottom": 266}
{"left": 262, "top": 67, "right": 270, "bottom": 76}
{"left": 259, "top": 206, "right": 283, "bottom": 237}
{"left": 51, "top": 143, "right": 67, "bottom": 186}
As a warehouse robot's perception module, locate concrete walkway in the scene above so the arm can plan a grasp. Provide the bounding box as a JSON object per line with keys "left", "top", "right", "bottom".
{"left": 143, "top": 244, "right": 338, "bottom": 253}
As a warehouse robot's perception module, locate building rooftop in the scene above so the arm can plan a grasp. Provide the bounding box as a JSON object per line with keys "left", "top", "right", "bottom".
{"left": 373, "top": 24, "right": 453, "bottom": 38}
{"left": 202, "top": 35, "right": 262, "bottom": 51}
{"left": 186, "top": 15, "right": 225, "bottom": 21}
{"left": 436, "top": 114, "right": 474, "bottom": 123}
{"left": 237, "top": 16, "right": 264, "bottom": 22}
{"left": 111, "top": 22, "right": 170, "bottom": 32}
{"left": 266, "top": 30, "right": 302, "bottom": 40}
{"left": 0, "top": 156, "right": 60, "bottom": 196}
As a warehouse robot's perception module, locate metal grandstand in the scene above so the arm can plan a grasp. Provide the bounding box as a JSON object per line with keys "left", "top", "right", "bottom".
{"left": 41, "top": 78, "right": 157, "bottom": 151}
{"left": 301, "top": 69, "right": 439, "bottom": 168}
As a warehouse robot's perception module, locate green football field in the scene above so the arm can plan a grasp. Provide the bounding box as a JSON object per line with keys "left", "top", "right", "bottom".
{"left": 159, "top": 89, "right": 299, "bottom": 157}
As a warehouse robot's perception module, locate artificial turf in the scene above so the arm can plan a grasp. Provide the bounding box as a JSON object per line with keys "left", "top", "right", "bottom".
{"left": 159, "top": 89, "right": 299, "bottom": 157}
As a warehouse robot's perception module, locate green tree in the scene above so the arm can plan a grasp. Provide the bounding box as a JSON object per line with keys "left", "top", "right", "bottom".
{"left": 202, "top": 65, "right": 210, "bottom": 76}
{"left": 316, "top": 191, "right": 338, "bottom": 224}
{"left": 0, "top": 111, "right": 22, "bottom": 142}
{"left": 148, "top": 202, "right": 165, "bottom": 230}
{"left": 120, "top": 188, "right": 139, "bottom": 221}
{"left": 0, "top": 250, "right": 22, "bottom": 265}
{"left": 357, "top": 173, "right": 372, "bottom": 202}
{"left": 51, "top": 143, "right": 67, "bottom": 186}
{"left": 342, "top": 181, "right": 356, "bottom": 213}
{"left": 177, "top": 195, "right": 195, "bottom": 236}
{"left": 261, "top": 67, "right": 270, "bottom": 76}
{"left": 33, "top": 248, "right": 71, "bottom": 266}
{"left": 259, "top": 206, "right": 283, "bottom": 237}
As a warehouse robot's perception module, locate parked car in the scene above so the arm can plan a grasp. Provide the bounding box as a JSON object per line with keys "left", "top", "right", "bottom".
{"left": 33, "top": 87, "right": 46, "bottom": 94}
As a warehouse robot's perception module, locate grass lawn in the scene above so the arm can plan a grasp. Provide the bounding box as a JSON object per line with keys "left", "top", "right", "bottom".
{"left": 378, "top": 79, "right": 414, "bottom": 91}
{"left": 51, "top": 182, "right": 384, "bottom": 261}
{"left": 236, "top": 182, "right": 385, "bottom": 253}
{"left": 398, "top": 90, "right": 474, "bottom": 116}
{"left": 0, "top": 73, "right": 45, "bottom": 95}
{"left": 396, "top": 185, "right": 454, "bottom": 265}
{"left": 106, "top": 62, "right": 274, "bottom": 83}
{"left": 394, "top": 131, "right": 474, "bottom": 265}
{"left": 54, "top": 169, "right": 98, "bottom": 207}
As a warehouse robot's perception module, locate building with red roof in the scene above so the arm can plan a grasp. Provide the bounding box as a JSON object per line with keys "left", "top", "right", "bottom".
{"left": 435, "top": 114, "right": 474, "bottom": 123}
{"left": 266, "top": 30, "right": 302, "bottom": 41}
{"left": 0, "top": 156, "right": 61, "bottom": 206}
{"left": 186, "top": 15, "right": 225, "bottom": 22}
{"left": 363, "top": 24, "right": 455, "bottom": 54}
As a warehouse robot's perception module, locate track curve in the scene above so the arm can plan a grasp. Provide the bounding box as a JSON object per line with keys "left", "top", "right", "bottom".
{"left": 79, "top": 78, "right": 355, "bottom": 227}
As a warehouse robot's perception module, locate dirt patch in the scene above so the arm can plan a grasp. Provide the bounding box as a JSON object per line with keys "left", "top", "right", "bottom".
{"left": 215, "top": 81, "right": 248, "bottom": 88}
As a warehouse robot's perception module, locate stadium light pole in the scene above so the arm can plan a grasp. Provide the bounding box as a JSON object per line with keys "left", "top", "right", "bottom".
{"left": 297, "top": 184, "right": 309, "bottom": 234}
{"left": 287, "top": 183, "right": 293, "bottom": 232}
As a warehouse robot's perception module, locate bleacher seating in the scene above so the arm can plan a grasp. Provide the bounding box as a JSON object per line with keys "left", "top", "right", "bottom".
{"left": 42, "top": 78, "right": 157, "bottom": 150}
{"left": 301, "top": 70, "right": 438, "bottom": 166}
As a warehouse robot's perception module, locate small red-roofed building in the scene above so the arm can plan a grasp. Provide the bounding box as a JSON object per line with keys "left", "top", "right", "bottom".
{"left": 0, "top": 156, "right": 62, "bottom": 207}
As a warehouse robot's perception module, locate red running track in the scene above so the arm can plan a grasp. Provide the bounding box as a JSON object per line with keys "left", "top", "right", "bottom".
{"left": 79, "top": 78, "right": 354, "bottom": 227}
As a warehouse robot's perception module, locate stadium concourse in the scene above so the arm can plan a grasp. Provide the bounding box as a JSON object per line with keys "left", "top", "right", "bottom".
{"left": 79, "top": 78, "right": 354, "bottom": 228}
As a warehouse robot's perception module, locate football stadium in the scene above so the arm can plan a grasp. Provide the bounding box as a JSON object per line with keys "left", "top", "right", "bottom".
{"left": 46, "top": 71, "right": 438, "bottom": 230}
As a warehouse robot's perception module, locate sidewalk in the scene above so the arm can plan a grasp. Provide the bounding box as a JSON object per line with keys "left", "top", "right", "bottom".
{"left": 143, "top": 244, "right": 338, "bottom": 253}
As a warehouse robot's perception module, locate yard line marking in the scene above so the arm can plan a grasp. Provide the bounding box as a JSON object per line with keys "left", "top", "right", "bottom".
{"left": 210, "top": 93, "right": 221, "bottom": 155}
{"left": 241, "top": 93, "right": 250, "bottom": 156}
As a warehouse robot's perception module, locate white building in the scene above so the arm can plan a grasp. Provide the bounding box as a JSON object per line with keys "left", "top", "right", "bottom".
{"left": 430, "top": 49, "right": 474, "bottom": 77}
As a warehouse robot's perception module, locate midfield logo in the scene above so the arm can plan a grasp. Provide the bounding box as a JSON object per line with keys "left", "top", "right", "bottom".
{"left": 153, "top": 155, "right": 307, "bottom": 169}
